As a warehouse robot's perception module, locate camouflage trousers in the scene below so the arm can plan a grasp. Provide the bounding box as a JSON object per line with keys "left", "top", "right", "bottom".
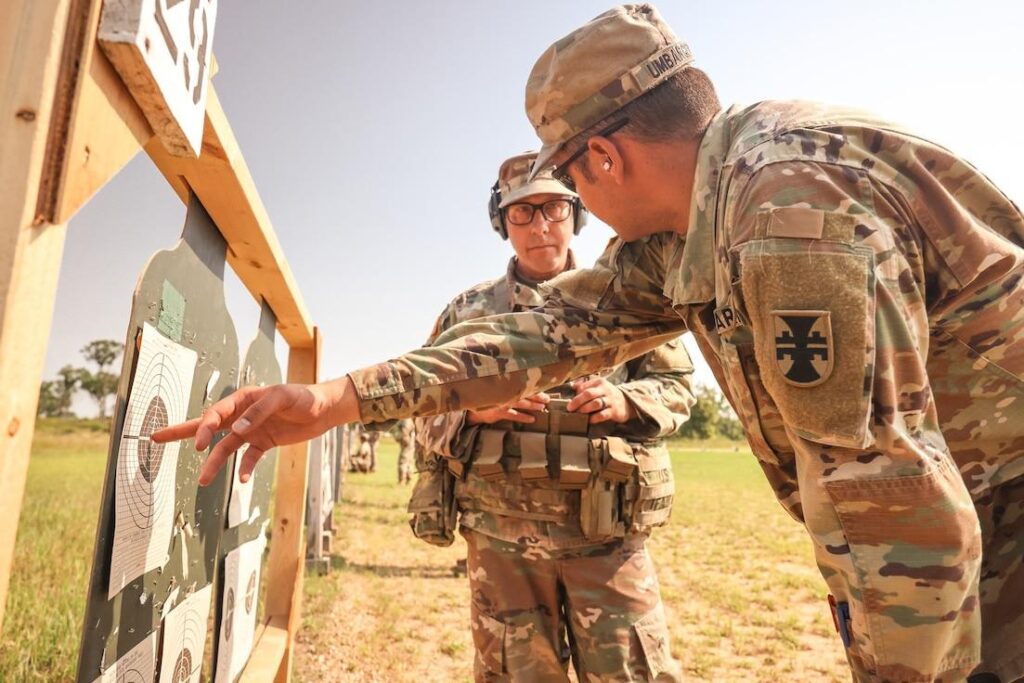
{"left": 784, "top": 451, "right": 1024, "bottom": 683}
{"left": 973, "top": 474, "right": 1024, "bottom": 683}
{"left": 463, "top": 529, "right": 680, "bottom": 682}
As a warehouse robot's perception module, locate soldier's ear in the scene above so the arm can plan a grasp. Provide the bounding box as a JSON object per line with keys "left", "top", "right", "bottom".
{"left": 587, "top": 136, "right": 625, "bottom": 185}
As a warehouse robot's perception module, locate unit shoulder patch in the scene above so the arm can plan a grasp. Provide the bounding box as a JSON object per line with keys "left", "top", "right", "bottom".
{"left": 770, "top": 310, "right": 833, "bottom": 387}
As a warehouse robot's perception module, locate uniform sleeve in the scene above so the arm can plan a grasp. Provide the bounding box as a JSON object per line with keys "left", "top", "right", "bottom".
{"left": 614, "top": 336, "right": 696, "bottom": 439}
{"left": 725, "top": 149, "right": 999, "bottom": 678}
{"left": 729, "top": 158, "right": 921, "bottom": 451}
{"left": 350, "top": 235, "right": 687, "bottom": 423}
{"left": 412, "top": 302, "right": 480, "bottom": 459}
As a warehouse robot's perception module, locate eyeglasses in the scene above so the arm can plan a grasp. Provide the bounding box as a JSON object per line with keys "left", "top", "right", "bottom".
{"left": 551, "top": 118, "right": 630, "bottom": 191}
{"left": 504, "top": 199, "right": 573, "bottom": 226}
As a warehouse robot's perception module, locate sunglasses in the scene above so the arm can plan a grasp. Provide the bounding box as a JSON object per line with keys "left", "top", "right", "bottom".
{"left": 551, "top": 118, "right": 630, "bottom": 191}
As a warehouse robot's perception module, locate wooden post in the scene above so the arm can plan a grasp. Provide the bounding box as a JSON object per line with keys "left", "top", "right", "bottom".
{"left": 260, "top": 328, "right": 320, "bottom": 683}
{"left": 0, "top": 0, "right": 75, "bottom": 640}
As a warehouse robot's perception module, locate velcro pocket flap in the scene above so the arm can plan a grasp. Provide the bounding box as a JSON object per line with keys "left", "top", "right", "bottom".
{"left": 553, "top": 409, "right": 590, "bottom": 435}
{"left": 474, "top": 429, "right": 506, "bottom": 481}
{"left": 739, "top": 229, "right": 875, "bottom": 448}
{"left": 634, "top": 607, "right": 673, "bottom": 680}
{"left": 518, "top": 432, "right": 549, "bottom": 481}
{"left": 604, "top": 436, "right": 638, "bottom": 482}
{"left": 559, "top": 435, "right": 591, "bottom": 488}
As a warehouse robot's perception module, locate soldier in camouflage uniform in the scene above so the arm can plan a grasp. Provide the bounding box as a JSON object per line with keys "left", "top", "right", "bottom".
{"left": 408, "top": 151, "right": 695, "bottom": 681}
{"left": 159, "top": 4, "right": 1024, "bottom": 682}
{"left": 366, "top": 428, "right": 380, "bottom": 472}
{"left": 393, "top": 418, "right": 415, "bottom": 484}
{"left": 348, "top": 423, "right": 375, "bottom": 473}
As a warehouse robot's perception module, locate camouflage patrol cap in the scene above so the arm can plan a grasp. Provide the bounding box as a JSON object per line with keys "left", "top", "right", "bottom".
{"left": 497, "top": 151, "right": 578, "bottom": 208}
{"left": 525, "top": 4, "right": 694, "bottom": 178}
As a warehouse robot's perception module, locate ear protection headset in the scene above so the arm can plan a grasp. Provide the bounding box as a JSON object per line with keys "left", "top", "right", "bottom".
{"left": 488, "top": 181, "right": 588, "bottom": 240}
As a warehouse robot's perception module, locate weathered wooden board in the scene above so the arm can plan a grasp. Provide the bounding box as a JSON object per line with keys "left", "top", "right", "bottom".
{"left": 0, "top": 0, "right": 75, "bottom": 640}
{"left": 98, "top": 0, "right": 218, "bottom": 157}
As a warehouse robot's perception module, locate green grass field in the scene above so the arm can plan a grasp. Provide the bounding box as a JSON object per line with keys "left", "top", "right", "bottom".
{"left": 0, "top": 421, "right": 109, "bottom": 682}
{"left": 296, "top": 442, "right": 847, "bottom": 682}
{"left": 0, "top": 423, "right": 847, "bottom": 682}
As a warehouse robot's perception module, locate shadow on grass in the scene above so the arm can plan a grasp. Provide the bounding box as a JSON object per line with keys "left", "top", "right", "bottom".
{"left": 338, "top": 498, "right": 406, "bottom": 512}
{"left": 329, "top": 555, "right": 462, "bottom": 579}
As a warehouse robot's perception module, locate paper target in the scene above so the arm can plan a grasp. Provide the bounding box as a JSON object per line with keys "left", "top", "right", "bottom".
{"left": 160, "top": 584, "right": 212, "bottom": 683}
{"left": 244, "top": 570, "right": 257, "bottom": 614}
{"left": 89, "top": 630, "right": 157, "bottom": 683}
{"left": 119, "top": 348, "right": 187, "bottom": 530}
{"left": 109, "top": 322, "right": 197, "bottom": 598}
{"left": 224, "top": 588, "right": 235, "bottom": 641}
{"left": 227, "top": 445, "right": 256, "bottom": 528}
{"left": 117, "top": 671, "right": 148, "bottom": 683}
{"left": 170, "top": 649, "right": 193, "bottom": 683}
{"left": 214, "top": 535, "right": 266, "bottom": 683}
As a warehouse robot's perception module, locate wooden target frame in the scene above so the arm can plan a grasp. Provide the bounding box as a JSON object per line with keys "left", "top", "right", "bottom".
{"left": 0, "top": 2, "right": 318, "bottom": 681}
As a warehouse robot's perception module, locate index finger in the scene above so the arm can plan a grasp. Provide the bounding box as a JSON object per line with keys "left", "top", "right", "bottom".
{"left": 189, "top": 389, "right": 257, "bottom": 450}
{"left": 199, "top": 431, "right": 246, "bottom": 486}
{"left": 513, "top": 397, "right": 548, "bottom": 412}
{"left": 572, "top": 376, "right": 604, "bottom": 392}
{"left": 151, "top": 417, "right": 203, "bottom": 444}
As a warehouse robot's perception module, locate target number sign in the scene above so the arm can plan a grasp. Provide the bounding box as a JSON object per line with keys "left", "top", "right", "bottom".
{"left": 98, "top": 0, "right": 219, "bottom": 157}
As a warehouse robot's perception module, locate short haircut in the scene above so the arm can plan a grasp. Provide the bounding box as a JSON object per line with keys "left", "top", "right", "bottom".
{"left": 574, "top": 68, "right": 721, "bottom": 181}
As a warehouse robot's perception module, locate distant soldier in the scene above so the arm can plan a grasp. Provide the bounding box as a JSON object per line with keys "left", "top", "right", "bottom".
{"left": 393, "top": 418, "right": 415, "bottom": 484}
{"left": 408, "top": 151, "right": 695, "bottom": 681}
{"left": 365, "top": 429, "right": 380, "bottom": 472}
{"left": 348, "top": 423, "right": 374, "bottom": 474}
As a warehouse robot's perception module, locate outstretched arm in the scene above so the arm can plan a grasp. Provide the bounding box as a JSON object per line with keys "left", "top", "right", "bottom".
{"left": 154, "top": 234, "right": 687, "bottom": 484}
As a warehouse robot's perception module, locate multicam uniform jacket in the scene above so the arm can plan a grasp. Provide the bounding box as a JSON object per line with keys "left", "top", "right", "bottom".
{"left": 352, "top": 101, "right": 1024, "bottom": 682}
{"left": 414, "top": 255, "right": 695, "bottom": 550}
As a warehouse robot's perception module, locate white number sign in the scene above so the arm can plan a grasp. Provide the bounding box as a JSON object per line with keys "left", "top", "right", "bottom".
{"left": 99, "top": 0, "right": 218, "bottom": 157}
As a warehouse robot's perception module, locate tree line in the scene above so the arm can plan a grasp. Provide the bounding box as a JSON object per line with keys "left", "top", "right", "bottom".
{"left": 38, "top": 339, "right": 122, "bottom": 418}
{"left": 39, "top": 340, "right": 746, "bottom": 442}
{"left": 674, "top": 384, "right": 744, "bottom": 441}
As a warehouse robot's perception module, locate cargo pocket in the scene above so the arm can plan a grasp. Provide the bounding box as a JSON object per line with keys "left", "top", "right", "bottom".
{"left": 824, "top": 461, "right": 982, "bottom": 678}
{"left": 629, "top": 444, "right": 675, "bottom": 532}
{"left": 407, "top": 460, "right": 456, "bottom": 547}
{"left": 472, "top": 611, "right": 506, "bottom": 675}
{"left": 634, "top": 607, "right": 674, "bottom": 681}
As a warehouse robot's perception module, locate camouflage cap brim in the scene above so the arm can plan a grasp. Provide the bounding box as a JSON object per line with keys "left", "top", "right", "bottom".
{"left": 529, "top": 141, "right": 563, "bottom": 182}
{"left": 498, "top": 175, "right": 576, "bottom": 207}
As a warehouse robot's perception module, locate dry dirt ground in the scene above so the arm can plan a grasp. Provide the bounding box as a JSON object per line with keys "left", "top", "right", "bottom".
{"left": 293, "top": 441, "right": 848, "bottom": 682}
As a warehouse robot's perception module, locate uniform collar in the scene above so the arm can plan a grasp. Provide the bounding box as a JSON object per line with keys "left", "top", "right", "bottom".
{"left": 508, "top": 250, "right": 576, "bottom": 287}
{"left": 506, "top": 249, "right": 577, "bottom": 305}
{"left": 664, "top": 107, "right": 734, "bottom": 306}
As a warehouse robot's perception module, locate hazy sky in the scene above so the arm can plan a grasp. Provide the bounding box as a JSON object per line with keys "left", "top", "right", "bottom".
{"left": 49, "top": 1, "right": 1023, "bottom": 415}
